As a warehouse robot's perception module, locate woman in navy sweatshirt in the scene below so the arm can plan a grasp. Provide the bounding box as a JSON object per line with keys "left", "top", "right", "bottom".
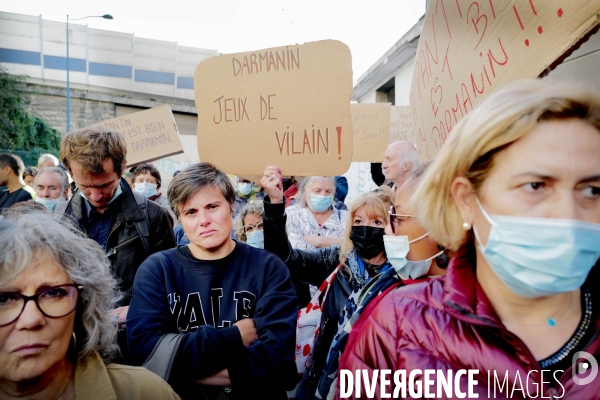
{"left": 126, "top": 162, "right": 298, "bottom": 400}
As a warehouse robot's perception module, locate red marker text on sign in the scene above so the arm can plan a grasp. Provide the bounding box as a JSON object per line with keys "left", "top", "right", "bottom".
{"left": 275, "top": 126, "right": 331, "bottom": 156}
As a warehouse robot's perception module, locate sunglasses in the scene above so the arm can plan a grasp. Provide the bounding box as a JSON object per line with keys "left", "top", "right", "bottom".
{"left": 388, "top": 206, "right": 418, "bottom": 234}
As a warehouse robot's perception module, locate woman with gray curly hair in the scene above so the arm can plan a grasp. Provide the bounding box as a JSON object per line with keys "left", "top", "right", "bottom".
{"left": 0, "top": 212, "right": 180, "bottom": 399}
{"left": 233, "top": 201, "right": 265, "bottom": 248}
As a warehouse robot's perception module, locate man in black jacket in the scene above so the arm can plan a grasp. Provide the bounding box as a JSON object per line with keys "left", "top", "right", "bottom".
{"left": 56, "top": 126, "right": 176, "bottom": 319}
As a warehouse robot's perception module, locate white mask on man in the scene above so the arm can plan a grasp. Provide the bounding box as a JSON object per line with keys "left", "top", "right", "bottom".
{"left": 35, "top": 196, "right": 63, "bottom": 210}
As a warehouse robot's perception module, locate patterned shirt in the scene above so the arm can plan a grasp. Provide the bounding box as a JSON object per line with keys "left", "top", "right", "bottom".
{"left": 284, "top": 205, "right": 348, "bottom": 251}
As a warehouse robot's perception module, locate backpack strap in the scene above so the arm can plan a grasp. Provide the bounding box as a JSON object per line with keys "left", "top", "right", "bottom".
{"left": 131, "top": 191, "right": 151, "bottom": 255}
{"left": 142, "top": 333, "right": 183, "bottom": 381}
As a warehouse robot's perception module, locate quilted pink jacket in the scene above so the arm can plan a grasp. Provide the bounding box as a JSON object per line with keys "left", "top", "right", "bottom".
{"left": 339, "top": 245, "right": 600, "bottom": 399}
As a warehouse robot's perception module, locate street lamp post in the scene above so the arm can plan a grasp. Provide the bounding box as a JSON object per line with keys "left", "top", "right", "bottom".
{"left": 66, "top": 14, "right": 112, "bottom": 132}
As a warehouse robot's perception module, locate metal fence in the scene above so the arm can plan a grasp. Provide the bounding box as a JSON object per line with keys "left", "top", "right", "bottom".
{"left": 0, "top": 148, "right": 59, "bottom": 167}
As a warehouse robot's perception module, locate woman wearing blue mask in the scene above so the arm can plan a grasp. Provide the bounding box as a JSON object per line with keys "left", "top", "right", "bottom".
{"left": 284, "top": 176, "right": 350, "bottom": 304}
{"left": 234, "top": 200, "right": 265, "bottom": 249}
{"left": 340, "top": 79, "right": 600, "bottom": 399}
{"left": 285, "top": 176, "right": 349, "bottom": 251}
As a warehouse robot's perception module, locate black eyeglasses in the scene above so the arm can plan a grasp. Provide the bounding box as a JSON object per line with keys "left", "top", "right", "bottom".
{"left": 388, "top": 206, "right": 418, "bottom": 234}
{"left": 243, "top": 222, "right": 264, "bottom": 233}
{"left": 0, "top": 284, "right": 83, "bottom": 327}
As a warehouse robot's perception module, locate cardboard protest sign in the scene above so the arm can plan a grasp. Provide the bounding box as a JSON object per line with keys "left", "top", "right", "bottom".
{"left": 93, "top": 105, "right": 182, "bottom": 166}
{"left": 350, "top": 103, "right": 391, "bottom": 162}
{"left": 194, "top": 40, "right": 353, "bottom": 176}
{"left": 389, "top": 106, "right": 415, "bottom": 145}
{"left": 410, "top": 0, "right": 600, "bottom": 161}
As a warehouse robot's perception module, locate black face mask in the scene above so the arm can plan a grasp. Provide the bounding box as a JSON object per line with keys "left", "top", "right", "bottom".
{"left": 350, "top": 226, "right": 385, "bottom": 260}
{"left": 282, "top": 178, "right": 294, "bottom": 191}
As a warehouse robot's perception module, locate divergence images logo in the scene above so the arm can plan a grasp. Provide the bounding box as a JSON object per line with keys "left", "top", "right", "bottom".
{"left": 572, "top": 351, "right": 598, "bottom": 386}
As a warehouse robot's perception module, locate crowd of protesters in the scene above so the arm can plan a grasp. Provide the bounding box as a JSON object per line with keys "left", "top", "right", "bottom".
{"left": 1, "top": 78, "right": 599, "bottom": 400}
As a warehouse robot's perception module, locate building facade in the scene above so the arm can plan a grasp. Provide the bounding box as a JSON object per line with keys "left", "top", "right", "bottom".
{"left": 0, "top": 11, "right": 218, "bottom": 189}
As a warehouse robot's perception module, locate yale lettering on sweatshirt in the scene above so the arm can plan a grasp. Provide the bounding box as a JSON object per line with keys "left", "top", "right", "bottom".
{"left": 168, "top": 289, "right": 256, "bottom": 332}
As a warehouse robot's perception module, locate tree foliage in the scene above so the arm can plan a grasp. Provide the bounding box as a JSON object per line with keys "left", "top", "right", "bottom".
{"left": 0, "top": 66, "right": 61, "bottom": 152}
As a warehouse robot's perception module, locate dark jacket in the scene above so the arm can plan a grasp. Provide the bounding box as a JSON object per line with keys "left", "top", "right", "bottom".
{"left": 263, "top": 196, "right": 378, "bottom": 397}
{"left": 263, "top": 195, "right": 352, "bottom": 303}
{"left": 340, "top": 243, "right": 600, "bottom": 399}
{"left": 55, "top": 179, "right": 176, "bottom": 306}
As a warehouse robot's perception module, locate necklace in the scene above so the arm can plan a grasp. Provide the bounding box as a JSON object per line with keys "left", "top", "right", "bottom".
{"left": 540, "top": 288, "right": 593, "bottom": 368}
{"left": 502, "top": 291, "right": 575, "bottom": 328}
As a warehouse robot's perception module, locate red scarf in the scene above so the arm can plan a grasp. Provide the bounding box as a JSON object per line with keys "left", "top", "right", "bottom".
{"left": 283, "top": 184, "right": 298, "bottom": 207}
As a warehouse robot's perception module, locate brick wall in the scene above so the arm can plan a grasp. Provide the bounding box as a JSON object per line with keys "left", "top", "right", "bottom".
{"left": 20, "top": 82, "right": 196, "bottom": 135}
{"left": 18, "top": 82, "right": 200, "bottom": 189}
{"left": 25, "top": 91, "right": 116, "bottom": 134}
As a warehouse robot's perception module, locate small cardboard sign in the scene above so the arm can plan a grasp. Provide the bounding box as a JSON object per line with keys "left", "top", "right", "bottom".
{"left": 93, "top": 105, "right": 182, "bottom": 166}
{"left": 350, "top": 103, "right": 391, "bottom": 162}
{"left": 389, "top": 106, "right": 415, "bottom": 145}
{"left": 410, "top": 0, "right": 600, "bottom": 161}
{"left": 194, "top": 40, "right": 353, "bottom": 176}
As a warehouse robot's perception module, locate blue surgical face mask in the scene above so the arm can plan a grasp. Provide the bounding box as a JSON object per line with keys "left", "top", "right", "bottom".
{"left": 80, "top": 181, "right": 122, "bottom": 206}
{"left": 35, "top": 196, "right": 63, "bottom": 210}
{"left": 238, "top": 182, "right": 252, "bottom": 196}
{"left": 308, "top": 193, "right": 333, "bottom": 212}
{"left": 246, "top": 230, "right": 264, "bottom": 249}
{"left": 384, "top": 232, "right": 437, "bottom": 280}
{"left": 383, "top": 235, "right": 409, "bottom": 275}
{"left": 134, "top": 182, "right": 158, "bottom": 199}
{"left": 473, "top": 197, "right": 600, "bottom": 298}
